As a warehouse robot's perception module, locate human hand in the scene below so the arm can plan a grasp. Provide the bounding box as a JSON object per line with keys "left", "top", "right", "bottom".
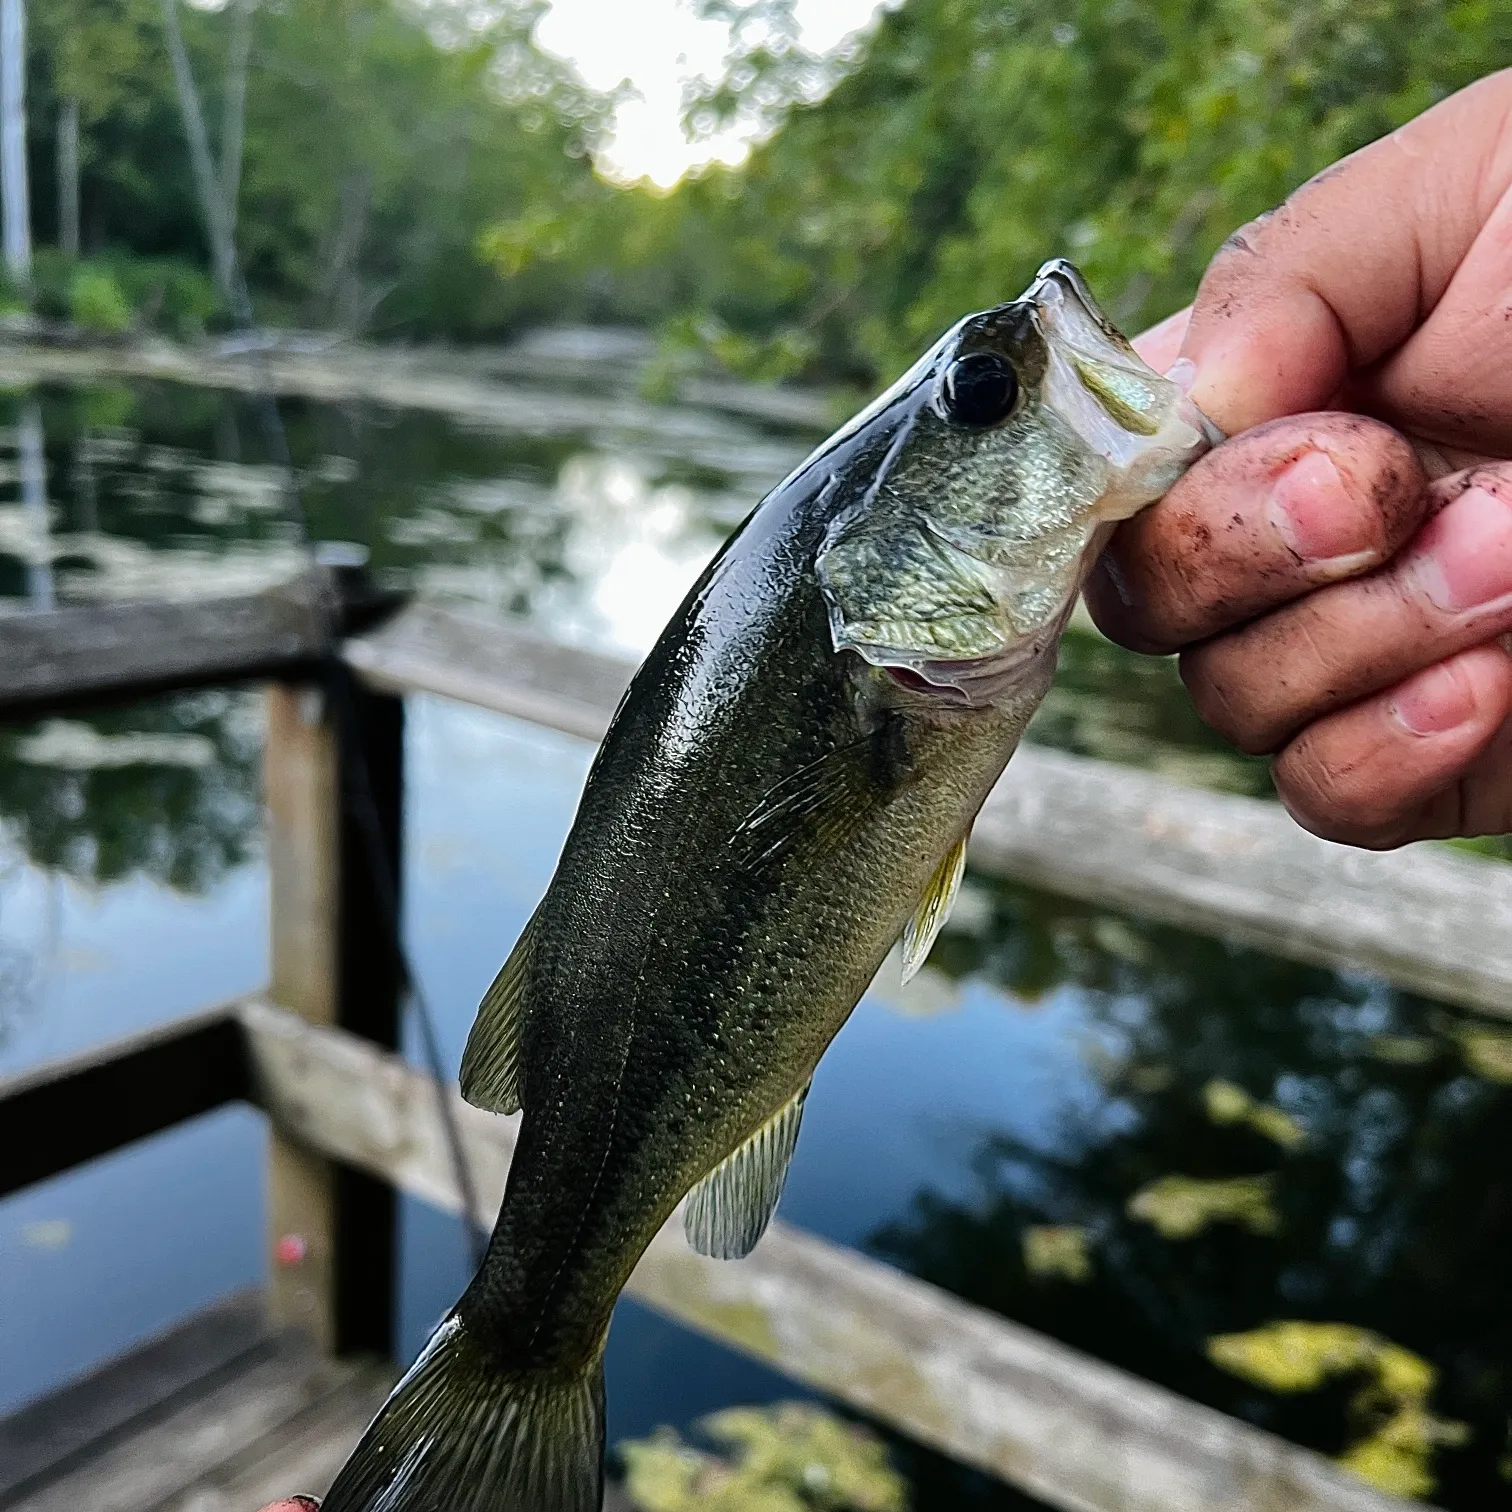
{"left": 1086, "top": 70, "right": 1512, "bottom": 847}
{"left": 256, "top": 1500, "right": 318, "bottom": 1511}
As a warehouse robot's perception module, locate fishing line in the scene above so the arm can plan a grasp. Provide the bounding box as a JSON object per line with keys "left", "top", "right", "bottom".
{"left": 243, "top": 294, "right": 490, "bottom": 1274}
{"left": 238, "top": 318, "right": 489, "bottom": 1272}
{"left": 154, "top": 35, "right": 490, "bottom": 1270}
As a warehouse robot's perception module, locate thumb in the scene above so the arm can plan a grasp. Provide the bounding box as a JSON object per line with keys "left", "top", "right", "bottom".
{"left": 1179, "top": 70, "right": 1512, "bottom": 435}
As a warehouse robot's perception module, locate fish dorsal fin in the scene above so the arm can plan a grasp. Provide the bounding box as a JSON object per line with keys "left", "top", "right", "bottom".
{"left": 901, "top": 832, "right": 968, "bottom": 984}
{"left": 459, "top": 914, "right": 537, "bottom": 1114}
{"left": 685, "top": 1082, "right": 810, "bottom": 1260}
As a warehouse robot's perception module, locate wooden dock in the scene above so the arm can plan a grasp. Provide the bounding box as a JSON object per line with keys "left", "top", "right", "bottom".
{"left": 1, "top": 570, "right": 1479, "bottom": 1512}
{"left": 0, "top": 1292, "right": 396, "bottom": 1512}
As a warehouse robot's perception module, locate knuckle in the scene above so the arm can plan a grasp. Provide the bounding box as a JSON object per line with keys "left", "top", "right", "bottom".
{"left": 1206, "top": 210, "right": 1276, "bottom": 277}
{"left": 1082, "top": 554, "right": 1165, "bottom": 654}
{"left": 1179, "top": 647, "right": 1282, "bottom": 755}
{"left": 1092, "top": 533, "right": 1190, "bottom": 653}
{"left": 1272, "top": 736, "right": 1407, "bottom": 847}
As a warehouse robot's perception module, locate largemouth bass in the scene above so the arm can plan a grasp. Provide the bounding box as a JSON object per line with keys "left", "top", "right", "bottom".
{"left": 322, "top": 261, "right": 1219, "bottom": 1512}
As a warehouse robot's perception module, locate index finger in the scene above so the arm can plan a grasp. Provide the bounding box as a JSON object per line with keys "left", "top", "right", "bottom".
{"left": 1180, "top": 70, "right": 1512, "bottom": 435}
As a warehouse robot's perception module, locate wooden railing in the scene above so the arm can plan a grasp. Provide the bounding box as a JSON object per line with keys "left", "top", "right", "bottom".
{"left": 5, "top": 569, "right": 1484, "bottom": 1512}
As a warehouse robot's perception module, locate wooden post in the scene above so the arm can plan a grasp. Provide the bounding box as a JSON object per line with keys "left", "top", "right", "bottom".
{"left": 265, "top": 682, "right": 340, "bottom": 1352}
{"left": 264, "top": 671, "right": 404, "bottom": 1357}
{"left": 333, "top": 677, "right": 403, "bottom": 1357}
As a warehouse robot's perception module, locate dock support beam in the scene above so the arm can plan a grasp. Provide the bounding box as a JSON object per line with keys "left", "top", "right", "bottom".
{"left": 265, "top": 673, "right": 404, "bottom": 1357}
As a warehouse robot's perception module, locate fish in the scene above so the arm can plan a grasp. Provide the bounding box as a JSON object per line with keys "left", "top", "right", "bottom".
{"left": 320, "top": 260, "right": 1220, "bottom": 1512}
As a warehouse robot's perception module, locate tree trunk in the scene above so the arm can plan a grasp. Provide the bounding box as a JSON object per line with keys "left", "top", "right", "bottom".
{"left": 57, "top": 95, "right": 78, "bottom": 260}
{"left": 19, "top": 399, "right": 53, "bottom": 609}
{"left": 325, "top": 166, "right": 370, "bottom": 333}
{"left": 0, "top": 0, "right": 31, "bottom": 289}
{"left": 158, "top": 0, "right": 237, "bottom": 304}
{"left": 221, "top": 0, "right": 252, "bottom": 243}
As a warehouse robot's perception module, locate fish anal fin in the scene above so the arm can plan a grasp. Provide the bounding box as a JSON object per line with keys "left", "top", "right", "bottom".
{"left": 901, "top": 831, "right": 968, "bottom": 984}
{"left": 459, "top": 913, "right": 536, "bottom": 1114}
{"left": 685, "top": 1082, "right": 810, "bottom": 1260}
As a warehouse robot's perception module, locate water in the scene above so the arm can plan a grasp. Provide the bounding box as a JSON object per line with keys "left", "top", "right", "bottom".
{"left": 0, "top": 347, "right": 1508, "bottom": 1508}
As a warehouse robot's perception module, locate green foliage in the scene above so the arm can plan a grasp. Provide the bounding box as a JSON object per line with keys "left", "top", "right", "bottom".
{"left": 23, "top": 0, "right": 1512, "bottom": 359}
{"left": 26, "top": 0, "right": 607, "bottom": 339}
{"left": 621, "top": 1403, "right": 908, "bottom": 1512}
{"left": 26, "top": 250, "right": 219, "bottom": 338}
{"left": 499, "top": 0, "right": 1512, "bottom": 381}
{"left": 67, "top": 264, "right": 132, "bottom": 333}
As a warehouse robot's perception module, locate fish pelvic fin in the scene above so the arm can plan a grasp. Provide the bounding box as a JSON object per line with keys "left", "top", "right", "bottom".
{"left": 901, "top": 831, "right": 968, "bottom": 984}
{"left": 460, "top": 913, "right": 537, "bottom": 1114}
{"left": 321, "top": 1313, "right": 605, "bottom": 1512}
{"left": 685, "top": 1081, "right": 810, "bottom": 1260}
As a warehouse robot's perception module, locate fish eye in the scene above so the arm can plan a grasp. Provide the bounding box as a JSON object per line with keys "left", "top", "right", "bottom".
{"left": 938, "top": 352, "right": 1019, "bottom": 428}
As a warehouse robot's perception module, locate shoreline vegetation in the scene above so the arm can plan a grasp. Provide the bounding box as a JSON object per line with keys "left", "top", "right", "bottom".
{"left": 17, "top": 0, "right": 1510, "bottom": 389}
{"left": 0, "top": 319, "right": 843, "bottom": 433}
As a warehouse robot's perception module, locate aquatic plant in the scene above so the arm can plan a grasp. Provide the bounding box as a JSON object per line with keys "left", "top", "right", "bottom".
{"left": 1208, "top": 1321, "right": 1468, "bottom": 1498}
{"left": 621, "top": 1403, "right": 908, "bottom": 1512}
{"left": 1125, "top": 1173, "right": 1278, "bottom": 1240}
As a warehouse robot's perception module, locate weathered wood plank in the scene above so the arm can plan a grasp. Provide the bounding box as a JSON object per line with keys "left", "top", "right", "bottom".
{"left": 0, "top": 1289, "right": 269, "bottom": 1505}
{"left": 343, "top": 600, "right": 630, "bottom": 744}
{"left": 265, "top": 685, "right": 343, "bottom": 1354}
{"left": 346, "top": 605, "right": 1512, "bottom": 1021}
{"left": 0, "top": 1005, "right": 246, "bottom": 1199}
{"left": 239, "top": 1000, "right": 1421, "bottom": 1512}
{"left": 330, "top": 675, "right": 405, "bottom": 1359}
{"left": 10, "top": 1333, "right": 360, "bottom": 1512}
{"left": 967, "top": 748, "right": 1512, "bottom": 1019}
{"left": 149, "top": 1360, "right": 398, "bottom": 1512}
{"left": 0, "top": 570, "right": 340, "bottom": 715}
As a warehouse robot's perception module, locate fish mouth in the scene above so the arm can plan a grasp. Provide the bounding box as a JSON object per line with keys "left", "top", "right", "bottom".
{"left": 1025, "top": 259, "right": 1130, "bottom": 350}
{"left": 1028, "top": 259, "right": 1222, "bottom": 515}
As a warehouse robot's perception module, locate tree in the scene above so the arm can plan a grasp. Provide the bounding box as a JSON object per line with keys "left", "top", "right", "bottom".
{"left": 492, "top": 0, "right": 1512, "bottom": 383}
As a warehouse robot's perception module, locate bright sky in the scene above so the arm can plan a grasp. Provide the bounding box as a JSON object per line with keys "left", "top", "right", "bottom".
{"left": 535, "top": 0, "right": 889, "bottom": 187}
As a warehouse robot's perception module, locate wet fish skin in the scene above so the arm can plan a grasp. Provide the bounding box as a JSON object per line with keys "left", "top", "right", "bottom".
{"left": 321, "top": 260, "right": 1217, "bottom": 1512}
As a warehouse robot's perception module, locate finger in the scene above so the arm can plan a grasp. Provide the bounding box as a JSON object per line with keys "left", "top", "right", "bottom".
{"left": 1179, "top": 70, "right": 1512, "bottom": 435}
{"left": 1183, "top": 466, "right": 1512, "bottom": 752}
{"left": 1085, "top": 413, "right": 1425, "bottom": 653}
{"left": 257, "top": 1500, "right": 320, "bottom": 1511}
{"left": 1132, "top": 306, "right": 1190, "bottom": 373}
{"left": 1273, "top": 642, "right": 1512, "bottom": 848}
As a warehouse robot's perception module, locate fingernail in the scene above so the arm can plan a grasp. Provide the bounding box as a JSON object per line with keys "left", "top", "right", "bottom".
{"left": 1266, "top": 450, "right": 1376, "bottom": 573}
{"left": 1391, "top": 660, "right": 1478, "bottom": 736}
{"left": 1414, "top": 484, "right": 1512, "bottom": 613}
{"left": 1164, "top": 356, "right": 1197, "bottom": 393}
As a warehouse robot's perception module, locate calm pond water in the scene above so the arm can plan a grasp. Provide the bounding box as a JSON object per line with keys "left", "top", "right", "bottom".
{"left": 1, "top": 341, "right": 1510, "bottom": 1508}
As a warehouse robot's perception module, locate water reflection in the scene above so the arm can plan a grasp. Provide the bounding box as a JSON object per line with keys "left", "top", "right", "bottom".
{"left": 1, "top": 363, "right": 1497, "bottom": 1504}
{"left": 0, "top": 375, "right": 796, "bottom": 660}
{"left": 0, "top": 690, "right": 262, "bottom": 892}
{"left": 873, "top": 878, "right": 1512, "bottom": 1507}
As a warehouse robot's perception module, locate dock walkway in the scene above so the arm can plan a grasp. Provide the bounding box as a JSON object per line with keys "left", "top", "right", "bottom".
{"left": 0, "top": 1293, "right": 394, "bottom": 1512}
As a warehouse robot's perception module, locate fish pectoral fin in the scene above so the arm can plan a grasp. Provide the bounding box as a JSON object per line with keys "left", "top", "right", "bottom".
{"left": 901, "top": 831, "right": 968, "bottom": 984}
{"left": 459, "top": 912, "right": 536, "bottom": 1114}
{"left": 730, "top": 731, "right": 886, "bottom": 873}
{"left": 684, "top": 1081, "right": 811, "bottom": 1260}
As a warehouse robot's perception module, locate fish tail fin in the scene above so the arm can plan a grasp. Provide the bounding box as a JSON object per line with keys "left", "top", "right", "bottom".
{"left": 321, "top": 1314, "right": 604, "bottom": 1512}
